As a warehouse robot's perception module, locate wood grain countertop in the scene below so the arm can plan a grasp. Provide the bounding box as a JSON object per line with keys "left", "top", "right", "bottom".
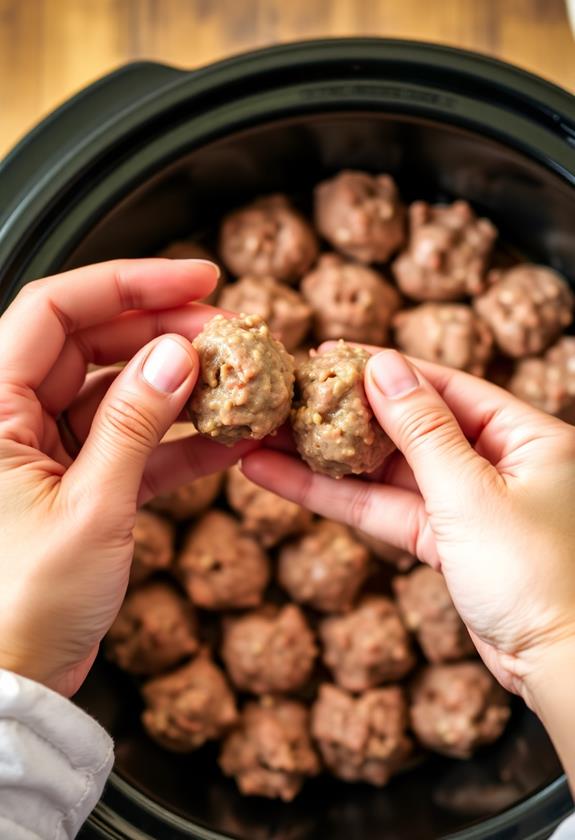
{"left": 1, "top": 0, "right": 574, "bottom": 159}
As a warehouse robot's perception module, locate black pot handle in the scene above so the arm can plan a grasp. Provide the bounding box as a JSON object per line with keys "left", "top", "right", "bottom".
{"left": 0, "top": 61, "right": 184, "bottom": 230}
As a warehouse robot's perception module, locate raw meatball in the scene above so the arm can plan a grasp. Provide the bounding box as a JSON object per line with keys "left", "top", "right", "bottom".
{"left": 319, "top": 596, "right": 415, "bottom": 691}
{"left": 291, "top": 343, "right": 395, "bottom": 479}
{"left": 130, "top": 509, "right": 174, "bottom": 585}
{"left": 157, "top": 239, "right": 223, "bottom": 304}
{"left": 354, "top": 529, "right": 416, "bottom": 571}
{"left": 141, "top": 651, "right": 237, "bottom": 752}
{"left": 188, "top": 314, "right": 294, "bottom": 446}
{"left": 219, "top": 195, "right": 318, "bottom": 282}
{"left": 219, "top": 275, "right": 312, "bottom": 351}
{"left": 509, "top": 336, "right": 575, "bottom": 416}
{"left": 278, "top": 520, "right": 370, "bottom": 613}
{"left": 221, "top": 604, "right": 317, "bottom": 695}
{"left": 393, "top": 566, "right": 475, "bottom": 663}
{"left": 147, "top": 472, "right": 223, "bottom": 521}
{"left": 394, "top": 303, "right": 493, "bottom": 376}
{"left": 392, "top": 201, "right": 496, "bottom": 301}
{"left": 474, "top": 264, "right": 573, "bottom": 357}
{"left": 106, "top": 580, "right": 198, "bottom": 675}
{"left": 311, "top": 683, "right": 412, "bottom": 785}
{"left": 410, "top": 662, "right": 511, "bottom": 759}
{"left": 177, "top": 510, "right": 270, "bottom": 610}
{"left": 219, "top": 698, "right": 320, "bottom": 801}
{"left": 301, "top": 253, "right": 400, "bottom": 345}
{"left": 314, "top": 170, "right": 406, "bottom": 263}
{"left": 226, "top": 465, "right": 312, "bottom": 547}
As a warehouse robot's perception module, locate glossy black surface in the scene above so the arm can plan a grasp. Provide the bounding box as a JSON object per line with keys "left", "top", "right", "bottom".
{"left": 1, "top": 39, "right": 574, "bottom": 840}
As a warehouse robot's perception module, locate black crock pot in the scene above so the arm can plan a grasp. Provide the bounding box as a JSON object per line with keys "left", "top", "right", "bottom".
{"left": 1, "top": 38, "right": 574, "bottom": 840}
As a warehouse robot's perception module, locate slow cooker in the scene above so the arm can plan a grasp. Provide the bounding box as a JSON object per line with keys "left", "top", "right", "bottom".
{"left": 1, "top": 38, "right": 574, "bottom": 840}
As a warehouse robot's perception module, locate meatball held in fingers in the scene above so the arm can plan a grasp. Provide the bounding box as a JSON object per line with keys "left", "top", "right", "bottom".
{"left": 291, "top": 342, "right": 395, "bottom": 479}
{"left": 219, "top": 698, "right": 320, "bottom": 801}
{"left": 187, "top": 314, "right": 294, "bottom": 446}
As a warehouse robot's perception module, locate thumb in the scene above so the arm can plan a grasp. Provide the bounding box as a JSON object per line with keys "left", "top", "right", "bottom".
{"left": 365, "top": 350, "right": 484, "bottom": 502}
{"left": 65, "top": 334, "right": 197, "bottom": 504}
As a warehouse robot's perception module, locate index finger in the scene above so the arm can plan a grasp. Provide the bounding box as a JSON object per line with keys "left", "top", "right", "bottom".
{"left": 0, "top": 258, "right": 218, "bottom": 388}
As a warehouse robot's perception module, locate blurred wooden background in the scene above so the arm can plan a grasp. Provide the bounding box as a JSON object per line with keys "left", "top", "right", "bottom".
{"left": 1, "top": 0, "right": 574, "bottom": 159}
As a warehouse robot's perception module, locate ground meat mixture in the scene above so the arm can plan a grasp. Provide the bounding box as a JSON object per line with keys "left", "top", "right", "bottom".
{"left": 301, "top": 253, "right": 401, "bottom": 344}
{"left": 410, "top": 662, "right": 511, "bottom": 759}
{"left": 291, "top": 343, "right": 395, "bottom": 479}
{"left": 219, "top": 275, "right": 312, "bottom": 351}
{"left": 311, "top": 684, "right": 412, "bottom": 785}
{"left": 353, "top": 529, "right": 417, "bottom": 571}
{"left": 156, "top": 239, "right": 223, "bottom": 304}
{"left": 147, "top": 472, "right": 223, "bottom": 521}
{"left": 392, "top": 201, "right": 496, "bottom": 301}
{"left": 106, "top": 580, "right": 198, "bottom": 676}
{"left": 226, "top": 465, "right": 312, "bottom": 548}
{"left": 314, "top": 170, "right": 406, "bottom": 263}
{"left": 177, "top": 510, "right": 270, "bottom": 610}
{"left": 219, "top": 195, "right": 318, "bottom": 282}
{"left": 393, "top": 566, "right": 475, "bottom": 663}
{"left": 221, "top": 604, "right": 317, "bottom": 695}
{"left": 278, "top": 520, "right": 370, "bottom": 613}
{"left": 319, "top": 596, "right": 415, "bottom": 692}
{"left": 188, "top": 314, "right": 294, "bottom": 446}
{"left": 474, "top": 264, "right": 574, "bottom": 357}
{"left": 141, "top": 651, "right": 237, "bottom": 752}
{"left": 394, "top": 303, "right": 493, "bottom": 376}
{"left": 219, "top": 698, "right": 320, "bottom": 801}
{"left": 130, "top": 509, "right": 174, "bottom": 585}
{"left": 509, "top": 336, "right": 575, "bottom": 416}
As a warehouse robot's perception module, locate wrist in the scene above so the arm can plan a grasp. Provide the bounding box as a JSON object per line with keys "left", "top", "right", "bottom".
{"left": 521, "top": 634, "right": 575, "bottom": 714}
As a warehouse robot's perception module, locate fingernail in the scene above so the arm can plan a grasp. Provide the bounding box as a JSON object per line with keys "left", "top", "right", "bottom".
{"left": 369, "top": 350, "right": 419, "bottom": 398}
{"left": 142, "top": 337, "right": 193, "bottom": 393}
{"left": 177, "top": 259, "right": 220, "bottom": 281}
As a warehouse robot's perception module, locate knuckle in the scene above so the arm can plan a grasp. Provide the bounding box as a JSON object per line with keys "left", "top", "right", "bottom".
{"left": 347, "top": 484, "right": 374, "bottom": 530}
{"left": 397, "top": 404, "right": 455, "bottom": 455}
{"left": 103, "top": 395, "right": 161, "bottom": 451}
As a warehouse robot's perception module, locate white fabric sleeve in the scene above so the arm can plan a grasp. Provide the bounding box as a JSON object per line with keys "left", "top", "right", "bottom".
{"left": 0, "top": 669, "right": 114, "bottom": 840}
{"left": 552, "top": 812, "right": 575, "bottom": 839}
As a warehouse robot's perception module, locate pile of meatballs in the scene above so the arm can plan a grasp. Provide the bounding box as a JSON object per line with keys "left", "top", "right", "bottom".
{"left": 105, "top": 170, "right": 575, "bottom": 802}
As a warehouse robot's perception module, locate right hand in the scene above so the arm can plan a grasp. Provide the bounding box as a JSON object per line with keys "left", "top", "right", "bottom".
{"left": 242, "top": 348, "right": 575, "bottom": 708}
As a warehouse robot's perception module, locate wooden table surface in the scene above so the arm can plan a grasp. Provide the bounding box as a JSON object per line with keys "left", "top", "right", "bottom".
{"left": 1, "top": 0, "right": 574, "bottom": 159}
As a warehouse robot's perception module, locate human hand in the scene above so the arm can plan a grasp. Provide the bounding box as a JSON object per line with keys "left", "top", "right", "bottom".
{"left": 242, "top": 347, "right": 575, "bottom": 706}
{"left": 0, "top": 259, "right": 254, "bottom": 697}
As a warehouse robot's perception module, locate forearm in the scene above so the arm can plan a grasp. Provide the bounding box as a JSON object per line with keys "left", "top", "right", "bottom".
{"left": 0, "top": 669, "right": 113, "bottom": 839}
{"left": 524, "top": 637, "right": 575, "bottom": 796}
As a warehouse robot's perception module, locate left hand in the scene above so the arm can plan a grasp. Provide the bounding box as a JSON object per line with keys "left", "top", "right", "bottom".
{"left": 0, "top": 258, "right": 253, "bottom": 696}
